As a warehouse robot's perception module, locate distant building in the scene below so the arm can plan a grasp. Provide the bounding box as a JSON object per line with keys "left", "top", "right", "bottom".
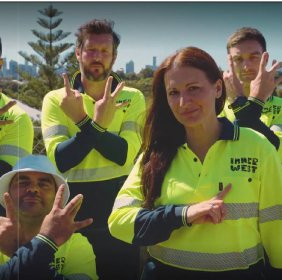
{"left": 145, "top": 56, "right": 158, "bottom": 71}
{"left": 9, "top": 60, "right": 19, "bottom": 79}
{"left": 126, "top": 60, "right": 134, "bottom": 74}
{"left": 0, "top": 57, "right": 37, "bottom": 79}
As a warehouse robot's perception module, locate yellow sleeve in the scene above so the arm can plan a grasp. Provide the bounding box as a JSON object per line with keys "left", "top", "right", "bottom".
{"left": 108, "top": 156, "right": 144, "bottom": 244}
{"left": 0, "top": 107, "right": 33, "bottom": 166}
{"left": 259, "top": 144, "right": 282, "bottom": 268}
{"left": 41, "top": 90, "right": 71, "bottom": 167}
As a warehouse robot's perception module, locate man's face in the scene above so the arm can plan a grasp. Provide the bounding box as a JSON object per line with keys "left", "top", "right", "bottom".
{"left": 76, "top": 33, "right": 116, "bottom": 81}
{"left": 229, "top": 40, "right": 264, "bottom": 84}
{"left": 9, "top": 171, "right": 56, "bottom": 219}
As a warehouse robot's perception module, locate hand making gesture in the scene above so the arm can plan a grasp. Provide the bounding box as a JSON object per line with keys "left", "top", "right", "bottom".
{"left": 39, "top": 185, "right": 93, "bottom": 246}
{"left": 60, "top": 73, "right": 87, "bottom": 124}
{"left": 250, "top": 52, "right": 282, "bottom": 102}
{"left": 187, "top": 184, "right": 232, "bottom": 225}
{"left": 93, "top": 76, "right": 127, "bottom": 129}
{"left": 223, "top": 55, "right": 244, "bottom": 103}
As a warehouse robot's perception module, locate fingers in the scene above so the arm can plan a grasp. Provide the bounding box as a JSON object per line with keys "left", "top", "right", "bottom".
{"left": 74, "top": 218, "right": 93, "bottom": 231}
{"left": 103, "top": 76, "right": 113, "bottom": 99}
{"left": 258, "top": 52, "right": 269, "bottom": 74}
{"left": 64, "top": 194, "right": 83, "bottom": 214}
{"left": 62, "top": 73, "right": 72, "bottom": 96}
{"left": 4, "top": 193, "right": 17, "bottom": 223}
{"left": 111, "top": 81, "right": 125, "bottom": 99}
{"left": 53, "top": 184, "right": 65, "bottom": 209}
{"left": 216, "top": 183, "right": 232, "bottom": 200}
{"left": 0, "top": 100, "right": 16, "bottom": 114}
{"left": 227, "top": 54, "right": 235, "bottom": 75}
{"left": 104, "top": 76, "right": 124, "bottom": 101}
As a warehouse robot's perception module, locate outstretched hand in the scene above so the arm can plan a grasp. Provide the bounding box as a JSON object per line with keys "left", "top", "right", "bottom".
{"left": 187, "top": 184, "right": 232, "bottom": 225}
{"left": 60, "top": 73, "right": 87, "bottom": 123}
{"left": 39, "top": 185, "right": 93, "bottom": 246}
{"left": 250, "top": 52, "right": 282, "bottom": 102}
{"left": 93, "top": 76, "right": 127, "bottom": 129}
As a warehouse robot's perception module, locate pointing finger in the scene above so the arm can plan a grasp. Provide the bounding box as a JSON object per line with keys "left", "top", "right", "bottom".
{"left": 216, "top": 183, "right": 232, "bottom": 200}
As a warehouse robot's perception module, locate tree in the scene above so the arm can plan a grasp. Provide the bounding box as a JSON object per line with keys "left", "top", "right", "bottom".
{"left": 138, "top": 66, "right": 154, "bottom": 79}
{"left": 18, "top": 4, "right": 73, "bottom": 108}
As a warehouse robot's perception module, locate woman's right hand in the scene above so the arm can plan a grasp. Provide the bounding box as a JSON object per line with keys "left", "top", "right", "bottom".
{"left": 186, "top": 184, "right": 232, "bottom": 225}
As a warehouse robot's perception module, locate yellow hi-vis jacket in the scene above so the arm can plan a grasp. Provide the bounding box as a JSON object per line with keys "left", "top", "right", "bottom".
{"left": 222, "top": 95, "right": 282, "bottom": 161}
{"left": 109, "top": 120, "right": 282, "bottom": 272}
{"left": 41, "top": 73, "right": 146, "bottom": 182}
{"left": 0, "top": 93, "right": 33, "bottom": 167}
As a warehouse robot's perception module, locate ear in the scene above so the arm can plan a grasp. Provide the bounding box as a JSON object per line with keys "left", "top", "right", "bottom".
{"left": 75, "top": 47, "right": 80, "bottom": 62}
{"left": 215, "top": 79, "right": 222, "bottom": 99}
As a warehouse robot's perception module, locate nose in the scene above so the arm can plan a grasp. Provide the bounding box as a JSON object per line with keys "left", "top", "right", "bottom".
{"left": 26, "top": 183, "right": 39, "bottom": 193}
{"left": 242, "top": 59, "right": 252, "bottom": 69}
{"left": 179, "top": 92, "right": 192, "bottom": 108}
{"left": 92, "top": 50, "right": 101, "bottom": 61}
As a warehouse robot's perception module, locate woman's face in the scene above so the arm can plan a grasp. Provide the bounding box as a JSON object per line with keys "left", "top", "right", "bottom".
{"left": 164, "top": 66, "right": 222, "bottom": 129}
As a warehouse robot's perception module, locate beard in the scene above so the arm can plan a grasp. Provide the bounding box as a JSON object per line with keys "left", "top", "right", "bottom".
{"left": 82, "top": 60, "right": 114, "bottom": 82}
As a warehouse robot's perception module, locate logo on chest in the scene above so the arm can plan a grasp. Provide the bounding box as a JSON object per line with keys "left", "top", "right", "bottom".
{"left": 230, "top": 157, "right": 258, "bottom": 173}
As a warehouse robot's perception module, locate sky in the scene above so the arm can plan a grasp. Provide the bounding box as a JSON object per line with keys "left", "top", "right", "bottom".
{"left": 0, "top": 1, "right": 282, "bottom": 73}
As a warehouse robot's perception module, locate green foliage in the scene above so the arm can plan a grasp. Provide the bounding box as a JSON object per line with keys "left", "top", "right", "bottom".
{"left": 125, "top": 77, "right": 153, "bottom": 100}
{"left": 18, "top": 4, "right": 73, "bottom": 107}
{"left": 138, "top": 66, "right": 154, "bottom": 79}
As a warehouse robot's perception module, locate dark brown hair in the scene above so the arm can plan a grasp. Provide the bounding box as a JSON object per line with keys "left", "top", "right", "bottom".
{"left": 75, "top": 19, "right": 120, "bottom": 56}
{"left": 226, "top": 27, "right": 266, "bottom": 53}
{"left": 140, "top": 46, "right": 226, "bottom": 209}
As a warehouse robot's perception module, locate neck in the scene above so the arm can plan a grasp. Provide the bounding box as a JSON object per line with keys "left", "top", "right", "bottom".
{"left": 81, "top": 74, "right": 107, "bottom": 100}
{"left": 185, "top": 118, "right": 222, "bottom": 162}
{"left": 19, "top": 215, "right": 43, "bottom": 243}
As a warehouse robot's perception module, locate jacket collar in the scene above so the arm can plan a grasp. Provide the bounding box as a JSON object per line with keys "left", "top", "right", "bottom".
{"left": 218, "top": 117, "right": 239, "bottom": 141}
{"left": 70, "top": 70, "right": 123, "bottom": 93}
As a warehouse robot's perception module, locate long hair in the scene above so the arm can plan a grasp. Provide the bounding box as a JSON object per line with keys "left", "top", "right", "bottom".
{"left": 140, "top": 47, "right": 226, "bottom": 209}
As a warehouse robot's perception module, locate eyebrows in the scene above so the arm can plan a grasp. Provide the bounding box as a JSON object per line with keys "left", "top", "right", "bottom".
{"left": 12, "top": 174, "right": 56, "bottom": 185}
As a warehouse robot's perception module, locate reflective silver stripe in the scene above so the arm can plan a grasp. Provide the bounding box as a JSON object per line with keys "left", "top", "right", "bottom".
{"left": 225, "top": 203, "right": 259, "bottom": 220}
{"left": 43, "top": 125, "right": 68, "bottom": 139}
{"left": 112, "top": 197, "right": 142, "bottom": 210}
{"left": 259, "top": 204, "right": 282, "bottom": 223}
{"left": 0, "top": 145, "right": 29, "bottom": 157}
{"left": 65, "top": 165, "right": 133, "bottom": 182}
{"left": 148, "top": 243, "right": 264, "bottom": 271}
{"left": 120, "top": 121, "right": 140, "bottom": 133}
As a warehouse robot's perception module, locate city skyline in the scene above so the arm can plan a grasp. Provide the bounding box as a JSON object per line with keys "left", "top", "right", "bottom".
{"left": 1, "top": 1, "right": 282, "bottom": 73}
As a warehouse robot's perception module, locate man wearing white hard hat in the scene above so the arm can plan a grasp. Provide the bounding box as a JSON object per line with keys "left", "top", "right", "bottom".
{"left": 0, "top": 155, "right": 97, "bottom": 280}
